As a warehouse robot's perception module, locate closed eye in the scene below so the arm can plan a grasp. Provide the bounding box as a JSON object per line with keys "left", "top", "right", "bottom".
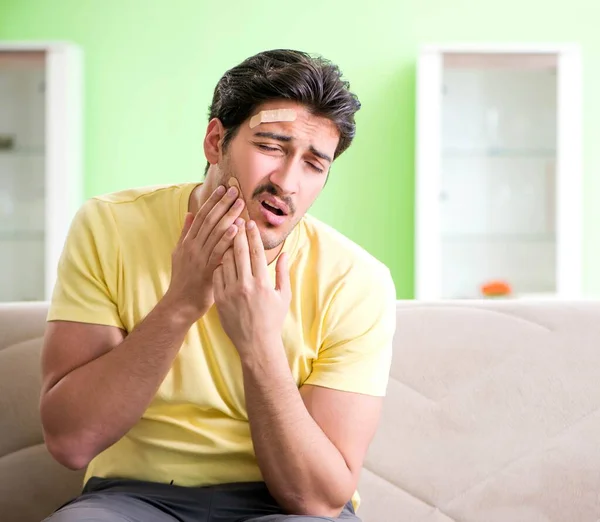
{"left": 307, "top": 162, "right": 324, "bottom": 174}
{"left": 256, "top": 143, "right": 324, "bottom": 173}
{"left": 257, "top": 144, "right": 281, "bottom": 153}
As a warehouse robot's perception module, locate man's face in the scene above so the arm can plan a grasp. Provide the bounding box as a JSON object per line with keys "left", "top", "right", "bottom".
{"left": 215, "top": 100, "right": 340, "bottom": 251}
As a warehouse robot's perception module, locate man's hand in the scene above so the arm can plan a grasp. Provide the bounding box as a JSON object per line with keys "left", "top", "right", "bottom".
{"left": 164, "top": 184, "right": 246, "bottom": 324}
{"left": 213, "top": 220, "right": 291, "bottom": 355}
{"left": 40, "top": 187, "right": 250, "bottom": 469}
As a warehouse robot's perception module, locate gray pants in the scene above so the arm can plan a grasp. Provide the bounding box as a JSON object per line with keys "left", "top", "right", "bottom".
{"left": 43, "top": 477, "right": 361, "bottom": 522}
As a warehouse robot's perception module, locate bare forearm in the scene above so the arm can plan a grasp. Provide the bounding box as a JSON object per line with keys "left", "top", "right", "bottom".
{"left": 41, "top": 298, "right": 194, "bottom": 468}
{"left": 240, "top": 340, "right": 354, "bottom": 516}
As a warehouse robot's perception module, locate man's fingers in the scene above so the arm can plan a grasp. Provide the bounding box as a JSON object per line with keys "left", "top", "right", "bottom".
{"left": 233, "top": 221, "right": 251, "bottom": 281}
{"left": 222, "top": 248, "right": 237, "bottom": 286}
{"left": 213, "top": 264, "right": 225, "bottom": 301}
{"left": 202, "top": 197, "right": 245, "bottom": 254}
{"left": 275, "top": 252, "right": 291, "bottom": 297}
{"left": 247, "top": 221, "right": 268, "bottom": 279}
{"left": 197, "top": 188, "right": 242, "bottom": 248}
{"left": 188, "top": 185, "right": 227, "bottom": 239}
{"left": 206, "top": 220, "right": 240, "bottom": 269}
{"left": 178, "top": 212, "right": 194, "bottom": 245}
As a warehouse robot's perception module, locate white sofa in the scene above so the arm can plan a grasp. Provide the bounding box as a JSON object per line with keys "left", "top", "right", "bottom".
{"left": 1, "top": 300, "right": 600, "bottom": 522}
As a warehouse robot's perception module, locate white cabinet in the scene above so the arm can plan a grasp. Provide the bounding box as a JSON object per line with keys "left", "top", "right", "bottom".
{"left": 415, "top": 44, "right": 583, "bottom": 300}
{"left": 0, "top": 43, "right": 83, "bottom": 302}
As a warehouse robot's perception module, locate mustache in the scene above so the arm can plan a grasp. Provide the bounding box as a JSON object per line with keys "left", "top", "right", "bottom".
{"left": 251, "top": 183, "right": 296, "bottom": 214}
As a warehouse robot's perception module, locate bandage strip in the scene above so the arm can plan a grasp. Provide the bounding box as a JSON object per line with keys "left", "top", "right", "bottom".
{"left": 249, "top": 109, "right": 297, "bottom": 129}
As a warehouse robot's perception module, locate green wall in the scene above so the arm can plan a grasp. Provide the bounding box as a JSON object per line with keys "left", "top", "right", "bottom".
{"left": 1, "top": 0, "right": 599, "bottom": 298}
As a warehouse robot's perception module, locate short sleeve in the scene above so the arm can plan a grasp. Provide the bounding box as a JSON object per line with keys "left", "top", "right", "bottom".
{"left": 304, "top": 264, "right": 397, "bottom": 397}
{"left": 47, "top": 198, "right": 125, "bottom": 330}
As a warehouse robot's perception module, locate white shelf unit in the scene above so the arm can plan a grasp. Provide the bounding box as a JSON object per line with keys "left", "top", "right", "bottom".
{"left": 415, "top": 44, "right": 583, "bottom": 300}
{"left": 0, "top": 42, "right": 83, "bottom": 302}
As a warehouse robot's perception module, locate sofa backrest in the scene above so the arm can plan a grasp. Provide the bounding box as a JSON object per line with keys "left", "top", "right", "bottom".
{"left": 0, "top": 302, "right": 85, "bottom": 522}
{"left": 357, "top": 299, "right": 600, "bottom": 522}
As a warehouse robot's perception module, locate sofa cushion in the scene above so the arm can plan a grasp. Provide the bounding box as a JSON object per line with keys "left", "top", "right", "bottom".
{"left": 0, "top": 302, "right": 48, "bottom": 350}
{"left": 360, "top": 301, "right": 600, "bottom": 522}
{"left": 358, "top": 468, "right": 454, "bottom": 522}
{"left": 0, "top": 303, "right": 86, "bottom": 522}
{"left": 0, "top": 337, "right": 45, "bottom": 457}
{"left": 3, "top": 300, "right": 600, "bottom": 522}
{"left": 0, "top": 444, "right": 84, "bottom": 522}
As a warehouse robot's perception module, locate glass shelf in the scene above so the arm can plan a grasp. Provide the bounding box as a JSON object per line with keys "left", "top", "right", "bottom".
{"left": 442, "top": 148, "right": 556, "bottom": 158}
{"left": 0, "top": 230, "right": 45, "bottom": 241}
{"left": 0, "top": 147, "right": 45, "bottom": 157}
{"left": 442, "top": 233, "right": 555, "bottom": 242}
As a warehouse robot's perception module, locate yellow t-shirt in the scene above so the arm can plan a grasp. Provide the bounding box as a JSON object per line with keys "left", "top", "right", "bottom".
{"left": 47, "top": 182, "right": 396, "bottom": 511}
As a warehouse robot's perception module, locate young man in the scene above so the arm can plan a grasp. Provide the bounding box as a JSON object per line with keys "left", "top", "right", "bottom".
{"left": 40, "top": 49, "right": 396, "bottom": 522}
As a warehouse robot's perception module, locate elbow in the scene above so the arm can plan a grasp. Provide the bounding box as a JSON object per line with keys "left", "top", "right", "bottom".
{"left": 40, "top": 397, "right": 94, "bottom": 470}
{"left": 43, "top": 431, "right": 93, "bottom": 470}
{"left": 272, "top": 474, "right": 355, "bottom": 517}
{"left": 41, "top": 411, "right": 93, "bottom": 470}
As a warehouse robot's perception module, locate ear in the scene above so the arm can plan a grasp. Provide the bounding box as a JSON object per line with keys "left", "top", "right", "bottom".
{"left": 203, "top": 118, "right": 226, "bottom": 166}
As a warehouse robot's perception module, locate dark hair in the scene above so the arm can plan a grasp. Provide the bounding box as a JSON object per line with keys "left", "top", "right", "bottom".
{"left": 205, "top": 49, "right": 361, "bottom": 173}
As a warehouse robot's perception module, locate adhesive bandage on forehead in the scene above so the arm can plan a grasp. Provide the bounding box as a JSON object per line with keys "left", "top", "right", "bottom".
{"left": 249, "top": 108, "right": 297, "bottom": 129}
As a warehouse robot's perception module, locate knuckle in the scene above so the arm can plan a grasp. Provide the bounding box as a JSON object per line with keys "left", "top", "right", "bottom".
{"left": 203, "top": 214, "right": 218, "bottom": 230}
{"left": 257, "top": 279, "right": 271, "bottom": 292}
{"left": 239, "top": 282, "right": 253, "bottom": 295}
{"left": 211, "top": 245, "right": 227, "bottom": 261}
{"left": 212, "top": 229, "right": 228, "bottom": 244}
{"left": 180, "top": 237, "right": 193, "bottom": 250}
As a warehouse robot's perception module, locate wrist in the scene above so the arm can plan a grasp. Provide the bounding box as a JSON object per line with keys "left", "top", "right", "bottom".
{"left": 158, "top": 292, "right": 205, "bottom": 330}
{"left": 238, "top": 335, "right": 287, "bottom": 368}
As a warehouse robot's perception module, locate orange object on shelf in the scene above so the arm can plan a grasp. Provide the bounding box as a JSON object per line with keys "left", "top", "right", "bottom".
{"left": 480, "top": 280, "right": 512, "bottom": 297}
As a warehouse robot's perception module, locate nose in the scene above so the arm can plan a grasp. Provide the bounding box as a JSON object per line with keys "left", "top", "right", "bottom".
{"left": 268, "top": 157, "right": 300, "bottom": 195}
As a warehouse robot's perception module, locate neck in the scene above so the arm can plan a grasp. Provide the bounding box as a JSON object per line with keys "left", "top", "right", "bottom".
{"left": 188, "top": 179, "right": 215, "bottom": 215}
{"left": 188, "top": 179, "right": 285, "bottom": 265}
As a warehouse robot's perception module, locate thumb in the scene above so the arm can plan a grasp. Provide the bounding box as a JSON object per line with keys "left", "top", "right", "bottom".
{"left": 179, "top": 212, "right": 194, "bottom": 244}
{"left": 275, "top": 252, "right": 291, "bottom": 297}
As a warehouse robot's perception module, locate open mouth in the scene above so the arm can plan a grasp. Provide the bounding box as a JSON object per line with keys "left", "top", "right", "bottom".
{"left": 261, "top": 201, "right": 285, "bottom": 216}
